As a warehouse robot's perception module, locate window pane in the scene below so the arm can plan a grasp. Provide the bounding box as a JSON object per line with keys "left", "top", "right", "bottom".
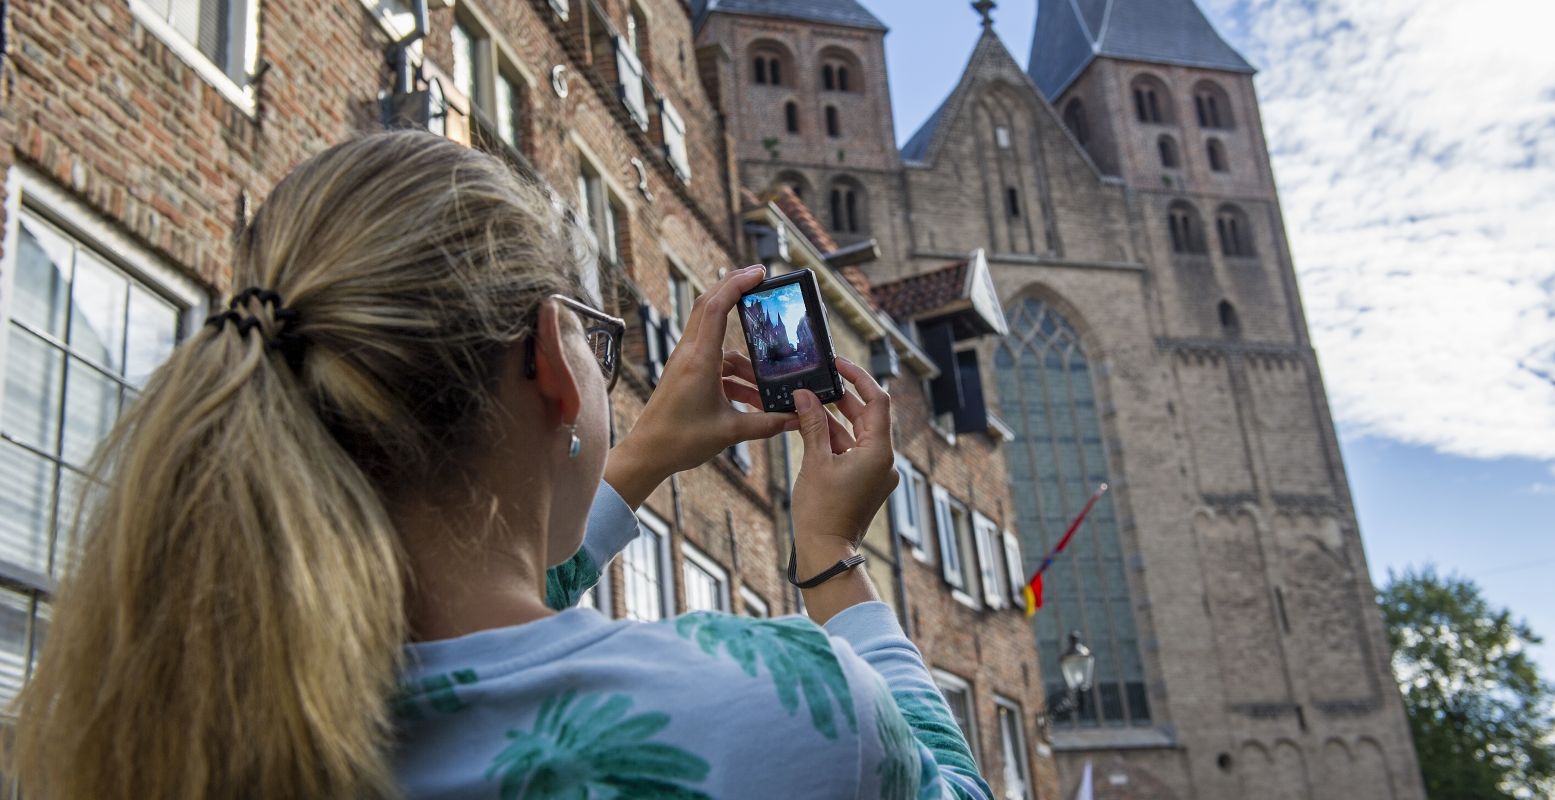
{"left": 15, "top": 217, "right": 74, "bottom": 337}
{"left": 124, "top": 286, "right": 178, "bottom": 388}
{"left": 3, "top": 330, "right": 65, "bottom": 452}
{"left": 622, "top": 528, "right": 663, "bottom": 621}
{"left": 451, "top": 20, "right": 477, "bottom": 103}
{"left": 67, "top": 252, "right": 128, "bottom": 372}
{"left": 0, "top": 441, "right": 55, "bottom": 576}
{"left": 52, "top": 468, "right": 90, "bottom": 577}
{"left": 0, "top": 590, "right": 33, "bottom": 708}
{"left": 683, "top": 559, "right": 722, "bottom": 612}
{"left": 496, "top": 74, "right": 519, "bottom": 149}
{"left": 61, "top": 358, "right": 122, "bottom": 469}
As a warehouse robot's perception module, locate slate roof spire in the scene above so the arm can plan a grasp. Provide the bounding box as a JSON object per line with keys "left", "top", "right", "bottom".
{"left": 1028, "top": 0, "right": 1254, "bottom": 98}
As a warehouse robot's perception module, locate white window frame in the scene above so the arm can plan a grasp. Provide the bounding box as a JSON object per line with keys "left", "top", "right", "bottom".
{"left": 624, "top": 507, "right": 674, "bottom": 621}
{"left": 890, "top": 458, "right": 933, "bottom": 562}
{"left": 577, "top": 159, "right": 622, "bottom": 269}
{"left": 931, "top": 485, "right": 979, "bottom": 608}
{"left": 547, "top": 0, "right": 568, "bottom": 20}
{"left": 1002, "top": 529, "right": 1026, "bottom": 610}
{"left": 973, "top": 511, "right": 1006, "bottom": 610}
{"left": 680, "top": 540, "right": 730, "bottom": 613}
{"left": 127, "top": 0, "right": 261, "bottom": 115}
{"left": 994, "top": 695, "right": 1034, "bottom": 800}
{"left": 660, "top": 98, "right": 691, "bottom": 183}
{"left": 613, "top": 36, "right": 649, "bottom": 131}
{"left": 738, "top": 585, "right": 769, "bottom": 617}
{"left": 932, "top": 668, "right": 979, "bottom": 765}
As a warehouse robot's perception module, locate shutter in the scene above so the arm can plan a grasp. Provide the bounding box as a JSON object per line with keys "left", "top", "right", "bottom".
{"left": 889, "top": 458, "right": 919, "bottom": 545}
{"left": 1003, "top": 530, "right": 1026, "bottom": 609}
{"left": 659, "top": 98, "right": 691, "bottom": 183}
{"left": 931, "top": 485, "right": 961, "bottom": 588}
{"left": 973, "top": 513, "right": 1002, "bottom": 608}
{"left": 613, "top": 37, "right": 649, "bottom": 130}
{"left": 952, "top": 349, "right": 989, "bottom": 433}
{"left": 921, "top": 320, "right": 962, "bottom": 415}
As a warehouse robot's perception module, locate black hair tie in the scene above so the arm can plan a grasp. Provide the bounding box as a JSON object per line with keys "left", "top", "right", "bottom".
{"left": 205, "top": 287, "right": 308, "bottom": 373}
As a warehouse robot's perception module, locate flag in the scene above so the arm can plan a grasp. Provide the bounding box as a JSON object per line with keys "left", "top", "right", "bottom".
{"left": 1023, "top": 484, "right": 1108, "bottom": 618}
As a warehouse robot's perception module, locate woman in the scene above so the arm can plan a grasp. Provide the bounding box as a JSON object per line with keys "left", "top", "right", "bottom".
{"left": 9, "top": 132, "right": 991, "bottom": 799}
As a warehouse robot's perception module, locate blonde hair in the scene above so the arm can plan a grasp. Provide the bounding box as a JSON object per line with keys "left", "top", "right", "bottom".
{"left": 8, "top": 131, "right": 584, "bottom": 798}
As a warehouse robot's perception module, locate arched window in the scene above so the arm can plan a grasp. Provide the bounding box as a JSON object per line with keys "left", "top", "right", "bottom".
{"left": 1218, "top": 300, "right": 1241, "bottom": 337}
{"left": 822, "top": 64, "right": 835, "bottom": 91}
{"left": 1216, "top": 204, "right": 1255, "bottom": 257}
{"left": 784, "top": 101, "right": 799, "bottom": 134}
{"left": 1206, "top": 138, "right": 1228, "bottom": 172}
{"left": 769, "top": 59, "right": 782, "bottom": 86}
{"left": 820, "top": 49, "right": 862, "bottom": 94}
{"left": 1130, "top": 74, "right": 1172, "bottom": 125}
{"left": 753, "top": 57, "right": 767, "bottom": 85}
{"left": 773, "top": 171, "right": 810, "bottom": 202}
{"left": 750, "top": 41, "right": 791, "bottom": 87}
{"left": 1006, "top": 186, "right": 1022, "bottom": 218}
{"left": 1157, "top": 135, "right": 1179, "bottom": 169}
{"left": 825, "top": 105, "right": 840, "bottom": 138}
{"left": 837, "top": 66, "right": 850, "bottom": 92}
{"left": 1063, "top": 99, "right": 1090, "bottom": 149}
{"left": 1167, "top": 201, "right": 1207, "bottom": 254}
{"left": 1194, "top": 81, "right": 1234, "bottom": 130}
{"left": 828, "top": 177, "right": 865, "bottom": 234}
{"left": 996, "top": 299, "right": 1152, "bottom": 728}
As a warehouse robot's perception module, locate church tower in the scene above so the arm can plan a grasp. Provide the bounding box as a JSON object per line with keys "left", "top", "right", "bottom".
{"left": 694, "top": 0, "right": 903, "bottom": 250}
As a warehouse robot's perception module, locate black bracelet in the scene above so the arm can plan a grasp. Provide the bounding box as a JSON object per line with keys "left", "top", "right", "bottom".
{"left": 786, "top": 539, "right": 867, "bottom": 589}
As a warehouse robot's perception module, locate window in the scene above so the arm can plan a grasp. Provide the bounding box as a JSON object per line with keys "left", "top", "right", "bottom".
{"left": 753, "top": 57, "right": 768, "bottom": 85}
{"left": 1218, "top": 300, "right": 1241, "bottom": 337}
{"left": 1001, "top": 529, "right": 1026, "bottom": 609}
{"left": 1194, "top": 81, "right": 1234, "bottom": 129}
{"left": 1206, "top": 138, "right": 1228, "bottom": 173}
{"left": 769, "top": 59, "right": 783, "bottom": 86}
{"left": 624, "top": 508, "right": 673, "bottom": 621}
{"left": 129, "top": 0, "right": 257, "bottom": 109}
{"left": 774, "top": 171, "right": 810, "bottom": 202}
{"left": 827, "top": 178, "right": 864, "bottom": 235}
{"left": 660, "top": 98, "right": 691, "bottom": 183}
{"left": 889, "top": 458, "right": 933, "bottom": 561}
{"left": 577, "top": 568, "right": 612, "bottom": 615}
{"left": 1167, "top": 201, "right": 1207, "bottom": 255}
{"left": 822, "top": 64, "right": 835, "bottom": 91}
{"left": 1062, "top": 99, "right": 1090, "bottom": 149}
{"left": 494, "top": 70, "right": 524, "bottom": 151}
{"left": 1130, "top": 75, "right": 1171, "bottom": 124}
{"left": 825, "top": 106, "right": 840, "bottom": 138}
{"left": 1, "top": 195, "right": 201, "bottom": 707}
{"left": 837, "top": 66, "right": 851, "bottom": 92}
{"left": 995, "top": 697, "right": 1033, "bottom": 800}
{"left": 820, "top": 51, "right": 860, "bottom": 93}
{"left": 451, "top": 18, "right": 481, "bottom": 104}
{"left": 1005, "top": 187, "right": 1021, "bottom": 219}
{"left": 1216, "top": 204, "right": 1254, "bottom": 257}
{"left": 613, "top": 36, "right": 649, "bottom": 131}
{"left": 933, "top": 670, "right": 979, "bottom": 764}
{"left": 751, "top": 42, "right": 789, "bottom": 87}
{"left": 577, "top": 162, "right": 623, "bottom": 266}
{"left": 739, "top": 586, "right": 769, "bottom": 617}
{"left": 932, "top": 486, "right": 980, "bottom": 605}
{"left": 995, "top": 126, "right": 1011, "bottom": 149}
{"left": 626, "top": 4, "right": 644, "bottom": 62}
{"left": 681, "top": 542, "right": 729, "bottom": 612}
{"left": 1157, "top": 135, "right": 1179, "bottom": 169}
{"left": 995, "top": 299, "right": 1151, "bottom": 728}
{"left": 785, "top": 101, "right": 800, "bottom": 134}
{"left": 667, "top": 265, "right": 696, "bottom": 334}
{"left": 972, "top": 513, "right": 1007, "bottom": 609}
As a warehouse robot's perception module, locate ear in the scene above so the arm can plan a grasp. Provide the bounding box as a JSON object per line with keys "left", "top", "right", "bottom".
{"left": 530, "top": 299, "right": 583, "bottom": 427}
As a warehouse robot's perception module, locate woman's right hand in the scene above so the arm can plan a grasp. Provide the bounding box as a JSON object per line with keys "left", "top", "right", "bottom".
{"left": 789, "top": 357, "right": 899, "bottom": 585}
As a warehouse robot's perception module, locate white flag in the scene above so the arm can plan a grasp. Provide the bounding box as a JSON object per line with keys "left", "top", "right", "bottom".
{"left": 1074, "top": 760, "right": 1094, "bottom": 800}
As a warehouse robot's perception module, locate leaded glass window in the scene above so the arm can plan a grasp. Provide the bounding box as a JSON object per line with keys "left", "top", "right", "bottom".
{"left": 995, "top": 298, "right": 1150, "bottom": 728}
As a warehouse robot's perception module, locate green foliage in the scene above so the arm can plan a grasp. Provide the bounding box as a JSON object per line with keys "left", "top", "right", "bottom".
{"left": 1380, "top": 566, "right": 1555, "bottom": 800}
{"left": 673, "top": 612, "right": 857, "bottom": 738}
{"left": 485, "top": 691, "right": 711, "bottom": 800}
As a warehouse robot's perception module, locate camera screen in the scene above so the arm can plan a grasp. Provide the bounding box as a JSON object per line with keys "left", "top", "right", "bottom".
{"left": 741, "top": 282, "right": 822, "bottom": 381}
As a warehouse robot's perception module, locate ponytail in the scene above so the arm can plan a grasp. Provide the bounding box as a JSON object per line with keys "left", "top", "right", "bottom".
{"left": 7, "top": 131, "right": 582, "bottom": 798}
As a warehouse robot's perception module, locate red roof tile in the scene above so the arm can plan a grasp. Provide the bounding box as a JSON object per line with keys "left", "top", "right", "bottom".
{"left": 870, "top": 261, "right": 969, "bottom": 320}
{"left": 760, "top": 185, "right": 839, "bottom": 254}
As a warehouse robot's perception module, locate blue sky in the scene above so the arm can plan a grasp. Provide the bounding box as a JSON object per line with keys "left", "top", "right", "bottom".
{"left": 877, "top": 0, "right": 1555, "bottom": 674}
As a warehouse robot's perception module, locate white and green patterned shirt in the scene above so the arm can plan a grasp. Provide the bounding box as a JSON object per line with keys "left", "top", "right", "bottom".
{"left": 394, "top": 485, "right": 992, "bottom": 799}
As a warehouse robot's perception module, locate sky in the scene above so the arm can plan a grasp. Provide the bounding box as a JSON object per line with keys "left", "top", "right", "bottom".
{"left": 876, "top": 0, "right": 1555, "bottom": 675}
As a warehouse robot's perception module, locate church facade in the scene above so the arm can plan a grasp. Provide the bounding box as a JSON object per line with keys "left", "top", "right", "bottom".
{"left": 696, "top": 0, "right": 1426, "bottom": 797}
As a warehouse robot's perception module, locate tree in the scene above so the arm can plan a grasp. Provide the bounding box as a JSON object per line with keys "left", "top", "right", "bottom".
{"left": 1379, "top": 566, "right": 1555, "bottom": 799}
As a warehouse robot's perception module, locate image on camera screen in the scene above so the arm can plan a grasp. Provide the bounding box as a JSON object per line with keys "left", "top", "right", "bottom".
{"left": 741, "top": 282, "right": 822, "bottom": 381}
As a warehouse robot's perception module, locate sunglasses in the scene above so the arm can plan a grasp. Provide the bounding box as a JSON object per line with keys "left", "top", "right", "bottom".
{"left": 525, "top": 294, "right": 627, "bottom": 392}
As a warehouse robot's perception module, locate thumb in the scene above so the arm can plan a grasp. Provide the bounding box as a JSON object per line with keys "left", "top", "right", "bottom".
{"left": 733, "top": 411, "right": 795, "bottom": 442}
{"left": 794, "top": 390, "right": 831, "bottom": 465}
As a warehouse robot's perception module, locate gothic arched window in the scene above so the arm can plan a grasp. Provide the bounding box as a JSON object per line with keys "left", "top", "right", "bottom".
{"left": 828, "top": 177, "right": 865, "bottom": 234}
{"left": 1130, "top": 74, "right": 1172, "bottom": 124}
{"left": 1194, "top": 81, "right": 1234, "bottom": 130}
{"left": 1167, "top": 201, "right": 1207, "bottom": 255}
{"left": 996, "top": 298, "right": 1151, "bottom": 728}
{"left": 1216, "top": 204, "right": 1255, "bottom": 257}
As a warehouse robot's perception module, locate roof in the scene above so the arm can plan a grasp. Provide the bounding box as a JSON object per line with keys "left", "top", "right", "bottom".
{"left": 1029, "top": 0, "right": 1254, "bottom": 98}
{"left": 872, "top": 261, "right": 968, "bottom": 320}
{"left": 693, "top": 0, "right": 886, "bottom": 31}
{"left": 760, "top": 185, "right": 838, "bottom": 254}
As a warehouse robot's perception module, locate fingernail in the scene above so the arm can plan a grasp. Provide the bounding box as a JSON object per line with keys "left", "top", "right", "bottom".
{"left": 743, "top": 264, "right": 765, "bottom": 273}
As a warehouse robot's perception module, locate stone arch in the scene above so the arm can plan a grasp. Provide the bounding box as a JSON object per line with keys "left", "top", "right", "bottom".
{"left": 1194, "top": 79, "right": 1236, "bottom": 130}
{"left": 749, "top": 38, "right": 794, "bottom": 87}
{"left": 1130, "top": 72, "right": 1174, "bottom": 124}
{"left": 1355, "top": 737, "right": 1397, "bottom": 800}
{"left": 1216, "top": 203, "right": 1255, "bottom": 257}
{"left": 817, "top": 45, "right": 863, "bottom": 93}
{"left": 825, "top": 174, "right": 866, "bottom": 234}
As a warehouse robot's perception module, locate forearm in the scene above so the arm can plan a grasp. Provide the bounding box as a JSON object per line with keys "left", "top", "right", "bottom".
{"left": 602, "top": 439, "right": 668, "bottom": 512}
{"left": 796, "top": 540, "right": 879, "bottom": 626}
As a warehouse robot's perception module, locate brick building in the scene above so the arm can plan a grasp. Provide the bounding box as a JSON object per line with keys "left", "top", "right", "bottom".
{"left": 0, "top": 0, "right": 1055, "bottom": 797}
{"left": 694, "top": 0, "right": 1425, "bottom": 798}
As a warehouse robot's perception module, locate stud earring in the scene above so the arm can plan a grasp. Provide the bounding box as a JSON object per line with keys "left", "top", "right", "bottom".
{"left": 564, "top": 423, "right": 581, "bottom": 459}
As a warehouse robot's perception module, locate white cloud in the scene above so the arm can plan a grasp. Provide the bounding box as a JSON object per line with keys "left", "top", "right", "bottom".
{"left": 1200, "top": 0, "right": 1555, "bottom": 463}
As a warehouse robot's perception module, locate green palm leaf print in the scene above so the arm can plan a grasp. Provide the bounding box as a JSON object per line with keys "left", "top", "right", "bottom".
{"left": 673, "top": 613, "right": 857, "bottom": 739}
{"left": 486, "top": 690, "right": 711, "bottom": 800}
{"left": 874, "top": 690, "right": 922, "bottom": 800}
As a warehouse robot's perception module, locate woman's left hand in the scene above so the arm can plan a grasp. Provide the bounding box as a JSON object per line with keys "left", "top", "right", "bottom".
{"left": 604, "top": 265, "right": 797, "bottom": 509}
